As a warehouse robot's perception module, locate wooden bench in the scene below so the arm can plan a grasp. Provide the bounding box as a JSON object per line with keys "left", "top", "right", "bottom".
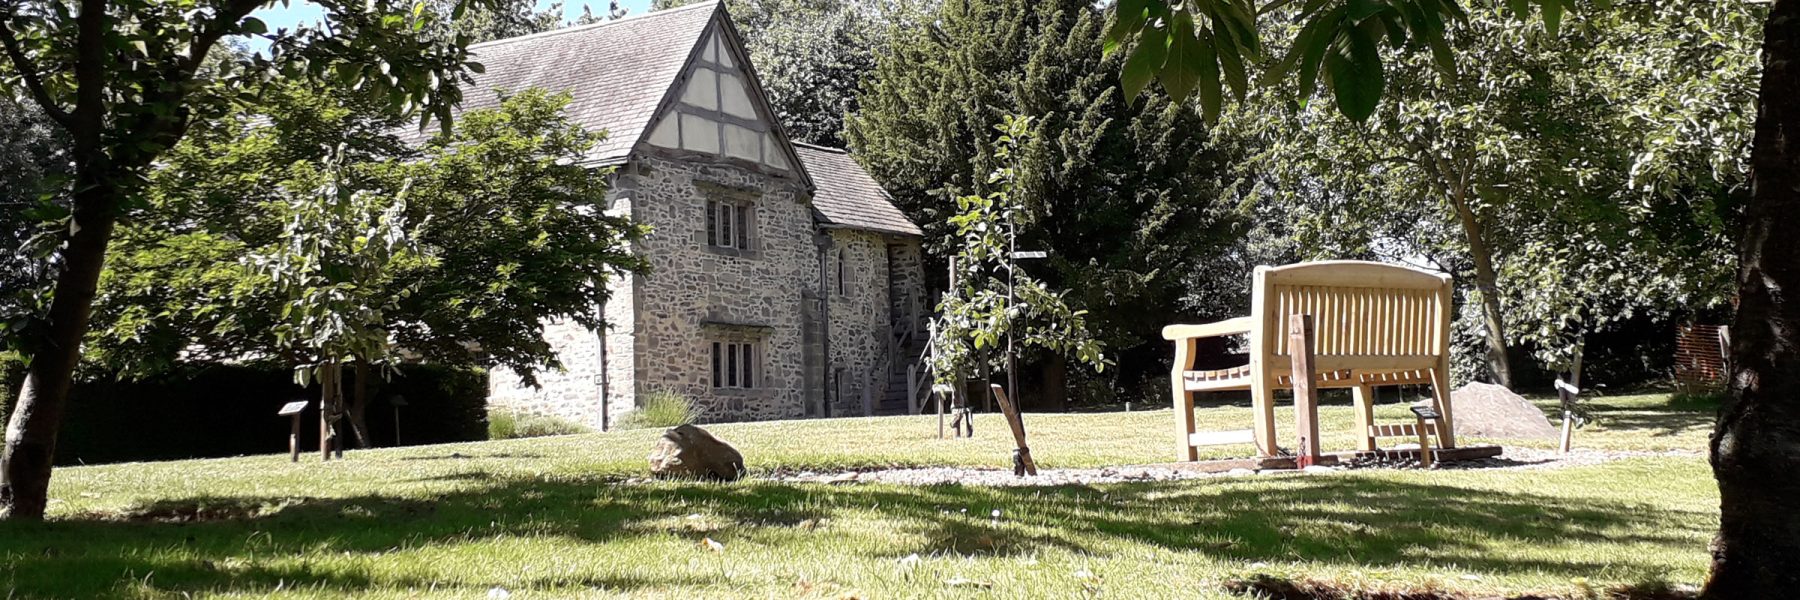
{"left": 1164, "top": 261, "right": 1458, "bottom": 460}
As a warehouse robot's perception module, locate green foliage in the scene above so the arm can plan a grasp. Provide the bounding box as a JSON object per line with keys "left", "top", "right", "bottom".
{"left": 615, "top": 389, "right": 703, "bottom": 430}
{"left": 487, "top": 409, "right": 592, "bottom": 439}
{"left": 436, "top": 0, "right": 568, "bottom": 44}
{"left": 259, "top": 155, "right": 427, "bottom": 383}
{"left": 929, "top": 117, "right": 1108, "bottom": 381}
{"left": 0, "top": 98, "right": 68, "bottom": 349}
{"left": 1230, "top": 2, "right": 1753, "bottom": 385}
{"left": 87, "top": 87, "right": 651, "bottom": 385}
{"left": 1106, "top": 0, "right": 1469, "bottom": 122}
{"left": 0, "top": 352, "right": 23, "bottom": 425}
{"left": 847, "top": 0, "right": 1244, "bottom": 399}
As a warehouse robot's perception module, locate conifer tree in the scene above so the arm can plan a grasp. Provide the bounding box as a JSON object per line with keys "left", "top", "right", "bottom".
{"left": 845, "top": 0, "right": 1246, "bottom": 404}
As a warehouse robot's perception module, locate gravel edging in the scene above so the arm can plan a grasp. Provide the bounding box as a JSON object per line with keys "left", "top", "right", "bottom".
{"left": 751, "top": 448, "right": 1701, "bottom": 487}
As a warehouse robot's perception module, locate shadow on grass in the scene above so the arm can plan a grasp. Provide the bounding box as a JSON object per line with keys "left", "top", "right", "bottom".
{"left": 0, "top": 473, "right": 1703, "bottom": 598}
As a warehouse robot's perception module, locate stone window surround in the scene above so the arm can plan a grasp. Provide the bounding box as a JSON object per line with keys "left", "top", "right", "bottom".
{"left": 703, "top": 321, "right": 772, "bottom": 395}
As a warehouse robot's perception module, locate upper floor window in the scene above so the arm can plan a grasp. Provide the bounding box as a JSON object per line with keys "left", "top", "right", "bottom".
{"left": 706, "top": 198, "right": 753, "bottom": 251}
{"left": 836, "top": 249, "right": 847, "bottom": 296}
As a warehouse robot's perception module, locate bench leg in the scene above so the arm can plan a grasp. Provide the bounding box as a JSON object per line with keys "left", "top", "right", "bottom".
{"left": 1352, "top": 384, "right": 1378, "bottom": 452}
{"left": 1429, "top": 360, "right": 1457, "bottom": 449}
{"left": 1172, "top": 338, "right": 1198, "bottom": 461}
{"left": 1251, "top": 367, "right": 1278, "bottom": 457}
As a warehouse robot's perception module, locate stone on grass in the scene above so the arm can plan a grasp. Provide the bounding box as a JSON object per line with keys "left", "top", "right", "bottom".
{"left": 647, "top": 424, "right": 745, "bottom": 481}
{"left": 1449, "top": 382, "right": 1560, "bottom": 440}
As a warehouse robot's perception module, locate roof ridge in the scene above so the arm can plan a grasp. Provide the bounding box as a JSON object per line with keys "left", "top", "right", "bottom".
{"left": 467, "top": 1, "right": 718, "bottom": 51}
{"left": 792, "top": 141, "right": 848, "bottom": 154}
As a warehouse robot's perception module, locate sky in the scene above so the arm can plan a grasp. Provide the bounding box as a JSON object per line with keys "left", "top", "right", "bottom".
{"left": 245, "top": 0, "right": 658, "bottom": 51}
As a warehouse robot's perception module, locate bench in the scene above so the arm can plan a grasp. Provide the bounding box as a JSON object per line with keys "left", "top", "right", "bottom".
{"left": 1164, "top": 261, "right": 1458, "bottom": 460}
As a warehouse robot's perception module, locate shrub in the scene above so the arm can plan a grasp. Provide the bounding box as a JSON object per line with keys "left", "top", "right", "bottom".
{"left": 487, "top": 409, "right": 591, "bottom": 440}
{"left": 615, "top": 389, "right": 701, "bottom": 430}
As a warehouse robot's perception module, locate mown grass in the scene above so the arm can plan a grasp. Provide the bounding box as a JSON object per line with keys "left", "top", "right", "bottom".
{"left": 3, "top": 392, "right": 1718, "bottom": 599}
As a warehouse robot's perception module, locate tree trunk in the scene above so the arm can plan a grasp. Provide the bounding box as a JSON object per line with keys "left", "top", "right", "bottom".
{"left": 1, "top": 180, "right": 119, "bottom": 520}
{"left": 347, "top": 361, "right": 373, "bottom": 449}
{"left": 1448, "top": 186, "right": 1515, "bottom": 389}
{"left": 1704, "top": 0, "right": 1800, "bottom": 595}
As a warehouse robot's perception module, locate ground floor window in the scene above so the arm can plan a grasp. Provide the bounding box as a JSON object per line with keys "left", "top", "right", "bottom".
{"left": 711, "top": 340, "right": 759, "bottom": 389}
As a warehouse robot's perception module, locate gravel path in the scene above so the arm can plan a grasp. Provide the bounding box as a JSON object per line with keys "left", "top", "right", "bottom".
{"left": 755, "top": 448, "right": 1700, "bottom": 487}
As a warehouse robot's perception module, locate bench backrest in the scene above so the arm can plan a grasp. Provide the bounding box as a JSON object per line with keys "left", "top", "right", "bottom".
{"left": 1250, "top": 261, "right": 1452, "bottom": 362}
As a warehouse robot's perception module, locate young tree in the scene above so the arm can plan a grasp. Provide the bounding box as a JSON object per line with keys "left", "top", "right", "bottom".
{"left": 0, "top": 0, "right": 496, "bottom": 519}
{"left": 848, "top": 0, "right": 1246, "bottom": 404}
{"left": 1107, "top": 0, "right": 1796, "bottom": 593}
{"left": 930, "top": 116, "right": 1107, "bottom": 383}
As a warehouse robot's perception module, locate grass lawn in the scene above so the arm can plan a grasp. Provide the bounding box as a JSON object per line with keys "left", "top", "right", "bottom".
{"left": 2, "top": 392, "right": 1718, "bottom": 598}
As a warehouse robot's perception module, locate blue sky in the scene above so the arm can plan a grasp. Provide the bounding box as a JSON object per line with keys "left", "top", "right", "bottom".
{"left": 246, "top": 0, "right": 657, "bottom": 50}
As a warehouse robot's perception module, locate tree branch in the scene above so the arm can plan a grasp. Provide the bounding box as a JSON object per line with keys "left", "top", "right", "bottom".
{"left": 0, "top": 14, "right": 74, "bottom": 129}
{"left": 178, "top": 0, "right": 270, "bottom": 76}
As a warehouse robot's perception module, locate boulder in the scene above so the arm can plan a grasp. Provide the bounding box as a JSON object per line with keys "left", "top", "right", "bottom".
{"left": 1448, "top": 382, "right": 1560, "bottom": 440}
{"left": 647, "top": 424, "right": 745, "bottom": 481}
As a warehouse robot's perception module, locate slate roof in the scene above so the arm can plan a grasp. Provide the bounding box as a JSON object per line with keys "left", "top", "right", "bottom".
{"left": 795, "top": 143, "right": 922, "bottom": 238}
{"left": 413, "top": 1, "right": 717, "bottom": 163}
{"left": 421, "top": 2, "right": 919, "bottom": 237}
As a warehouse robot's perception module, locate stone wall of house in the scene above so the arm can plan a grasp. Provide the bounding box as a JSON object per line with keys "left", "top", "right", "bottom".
{"left": 826, "top": 229, "right": 894, "bottom": 415}
{"left": 624, "top": 154, "right": 819, "bottom": 422}
{"left": 887, "top": 242, "right": 926, "bottom": 338}
{"left": 485, "top": 318, "right": 604, "bottom": 428}
{"left": 486, "top": 157, "right": 928, "bottom": 426}
{"left": 601, "top": 272, "right": 640, "bottom": 429}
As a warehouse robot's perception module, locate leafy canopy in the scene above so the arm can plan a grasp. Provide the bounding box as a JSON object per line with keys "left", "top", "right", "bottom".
{"left": 87, "top": 87, "right": 650, "bottom": 383}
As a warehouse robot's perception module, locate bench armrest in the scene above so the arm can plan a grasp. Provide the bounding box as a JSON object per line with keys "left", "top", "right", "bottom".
{"left": 1162, "top": 316, "right": 1255, "bottom": 341}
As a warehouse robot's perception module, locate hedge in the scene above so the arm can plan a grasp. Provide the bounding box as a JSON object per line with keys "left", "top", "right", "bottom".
{"left": 13, "top": 363, "right": 491, "bottom": 466}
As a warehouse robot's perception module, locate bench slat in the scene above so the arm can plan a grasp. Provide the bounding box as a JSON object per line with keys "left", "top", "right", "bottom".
{"left": 1189, "top": 429, "right": 1258, "bottom": 447}
{"left": 1369, "top": 423, "right": 1438, "bottom": 438}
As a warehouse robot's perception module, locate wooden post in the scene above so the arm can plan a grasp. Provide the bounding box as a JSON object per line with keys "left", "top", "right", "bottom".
{"left": 908, "top": 364, "right": 920, "bottom": 416}
{"left": 1416, "top": 414, "right": 1435, "bottom": 468}
{"left": 989, "top": 384, "right": 1038, "bottom": 476}
{"left": 1287, "top": 315, "right": 1321, "bottom": 466}
{"left": 935, "top": 383, "right": 946, "bottom": 439}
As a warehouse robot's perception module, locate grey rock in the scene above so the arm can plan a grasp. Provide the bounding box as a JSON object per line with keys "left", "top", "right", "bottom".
{"left": 647, "top": 424, "right": 745, "bottom": 481}
{"left": 1449, "top": 382, "right": 1560, "bottom": 440}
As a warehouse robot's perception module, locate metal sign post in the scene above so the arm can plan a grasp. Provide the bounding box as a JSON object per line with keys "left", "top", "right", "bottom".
{"left": 1554, "top": 378, "right": 1579, "bottom": 454}
{"left": 390, "top": 395, "right": 408, "bottom": 447}
{"left": 278, "top": 400, "right": 309, "bottom": 462}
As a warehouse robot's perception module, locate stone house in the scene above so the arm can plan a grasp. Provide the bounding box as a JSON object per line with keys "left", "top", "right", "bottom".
{"left": 468, "top": 1, "right": 928, "bottom": 428}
